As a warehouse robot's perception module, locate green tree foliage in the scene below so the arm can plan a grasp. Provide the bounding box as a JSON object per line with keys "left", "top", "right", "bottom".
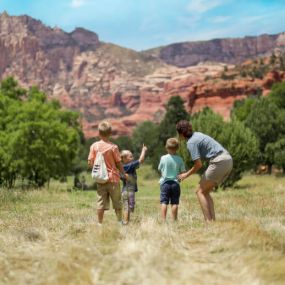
{"left": 231, "top": 97, "right": 257, "bottom": 122}
{"left": 245, "top": 97, "right": 283, "bottom": 170}
{"left": 218, "top": 118, "right": 259, "bottom": 188}
{"left": 154, "top": 95, "right": 190, "bottom": 169}
{"left": 280, "top": 54, "right": 285, "bottom": 71}
{"left": 0, "top": 78, "right": 81, "bottom": 187}
{"left": 269, "top": 81, "right": 285, "bottom": 109}
{"left": 159, "top": 96, "right": 189, "bottom": 145}
{"left": 266, "top": 138, "right": 285, "bottom": 173}
{"left": 191, "top": 107, "right": 224, "bottom": 139}
{"left": 112, "top": 136, "right": 134, "bottom": 152}
{"left": 0, "top": 76, "right": 26, "bottom": 100}
{"left": 131, "top": 96, "right": 190, "bottom": 171}
{"left": 270, "top": 52, "right": 277, "bottom": 65}
{"left": 187, "top": 108, "right": 259, "bottom": 188}
{"left": 132, "top": 121, "right": 160, "bottom": 168}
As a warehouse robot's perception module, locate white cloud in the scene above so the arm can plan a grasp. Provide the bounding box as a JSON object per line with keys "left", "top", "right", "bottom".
{"left": 242, "top": 14, "right": 271, "bottom": 24}
{"left": 70, "top": 0, "right": 88, "bottom": 8}
{"left": 187, "top": 0, "right": 224, "bottom": 14}
{"left": 211, "top": 16, "right": 231, "bottom": 23}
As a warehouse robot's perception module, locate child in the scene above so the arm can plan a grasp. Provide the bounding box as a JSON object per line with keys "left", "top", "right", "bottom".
{"left": 88, "top": 121, "right": 127, "bottom": 225}
{"left": 158, "top": 138, "right": 186, "bottom": 222}
{"left": 120, "top": 144, "right": 147, "bottom": 224}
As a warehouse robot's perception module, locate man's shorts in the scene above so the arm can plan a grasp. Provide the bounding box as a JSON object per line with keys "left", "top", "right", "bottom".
{"left": 96, "top": 182, "right": 122, "bottom": 210}
{"left": 122, "top": 190, "right": 135, "bottom": 212}
{"left": 160, "top": 181, "right": 180, "bottom": 205}
{"left": 201, "top": 152, "right": 233, "bottom": 185}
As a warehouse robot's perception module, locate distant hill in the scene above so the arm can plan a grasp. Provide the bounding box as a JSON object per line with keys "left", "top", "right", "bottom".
{"left": 1, "top": 12, "right": 285, "bottom": 137}
{"left": 144, "top": 33, "right": 285, "bottom": 67}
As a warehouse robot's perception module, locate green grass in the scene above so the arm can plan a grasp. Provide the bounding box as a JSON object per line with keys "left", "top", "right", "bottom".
{"left": 0, "top": 165, "right": 285, "bottom": 285}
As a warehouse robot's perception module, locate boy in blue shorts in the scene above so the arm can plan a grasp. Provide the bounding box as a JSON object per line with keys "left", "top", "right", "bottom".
{"left": 120, "top": 144, "right": 147, "bottom": 224}
{"left": 158, "top": 138, "right": 186, "bottom": 222}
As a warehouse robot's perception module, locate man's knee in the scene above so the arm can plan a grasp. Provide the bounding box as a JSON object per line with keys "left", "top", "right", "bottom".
{"left": 198, "top": 181, "right": 216, "bottom": 194}
{"left": 196, "top": 186, "right": 204, "bottom": 194}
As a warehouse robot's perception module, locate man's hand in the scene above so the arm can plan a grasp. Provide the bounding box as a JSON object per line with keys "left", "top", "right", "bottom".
{"left": 177, "top": 172, "right": 188, "bottom": 182}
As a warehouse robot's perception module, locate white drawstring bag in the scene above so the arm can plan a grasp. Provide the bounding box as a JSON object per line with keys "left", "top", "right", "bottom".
{"left": 91, "top": 144, "right": 109, "bottom": 183}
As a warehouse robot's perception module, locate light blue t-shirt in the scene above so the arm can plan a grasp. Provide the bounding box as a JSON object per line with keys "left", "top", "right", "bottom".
{"left": 187, "top": 132, "right": 225, "bottom": 161}
{"left": 158, "top": 154, "right": 186, "bottom": 185}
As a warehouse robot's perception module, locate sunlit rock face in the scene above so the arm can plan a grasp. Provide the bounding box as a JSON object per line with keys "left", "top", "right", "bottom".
{"left": 145, "top": 34, "right": 285, "bottom": 67}
{"left": 1, "top": 13, "right": 284, "bottom": 137}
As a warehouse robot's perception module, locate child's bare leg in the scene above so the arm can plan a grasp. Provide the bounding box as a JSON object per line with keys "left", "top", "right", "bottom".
{"left": 115, "top": 209, "right": 122, "bottom": 222}
{"left": 97, "top": 209, "right": 104, "bottom": 224}
{"left": 128, "top": 191, "right": 135, "bottom": 221}
{"left": 171, "top": 204, "right": 178, "bottom": 221}
{"left": 161, "top": 204, "right": 167, "bottom": 221}
{"left": 122, "top": 191, "right": 129, "bottom": 224}
{"left": 123, "top": 210, "right": 129, "bottom": 223}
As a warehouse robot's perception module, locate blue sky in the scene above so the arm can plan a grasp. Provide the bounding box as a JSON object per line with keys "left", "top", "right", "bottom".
{"left": 0, "top": 0, "right": 285, "bottom": 50}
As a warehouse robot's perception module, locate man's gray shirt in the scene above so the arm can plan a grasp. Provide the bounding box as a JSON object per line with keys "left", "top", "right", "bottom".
{"left": 187, "top": 132, "right": 225, "bottom": 161}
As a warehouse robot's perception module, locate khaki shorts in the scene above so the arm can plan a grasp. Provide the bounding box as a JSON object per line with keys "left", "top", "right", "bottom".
{"left": 201, "top": 152, "right": 233, "bottom": 185}
{"left": 96, "top": 182, "right": 122, "bottom": 210}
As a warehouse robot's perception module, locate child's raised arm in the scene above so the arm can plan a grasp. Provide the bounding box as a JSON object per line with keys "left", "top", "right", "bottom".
{"left": 139, "top": 144, "right": 147, "bottom": 164}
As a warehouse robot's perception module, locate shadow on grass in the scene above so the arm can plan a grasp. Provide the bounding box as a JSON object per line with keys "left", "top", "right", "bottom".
{"left": 232, "top": 183, "right": 255, "bottom": 190}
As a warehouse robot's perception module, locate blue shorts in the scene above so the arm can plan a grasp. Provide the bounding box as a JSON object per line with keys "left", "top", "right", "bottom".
{"left": 160, "top": 181, "right": 180, "bottom": 205}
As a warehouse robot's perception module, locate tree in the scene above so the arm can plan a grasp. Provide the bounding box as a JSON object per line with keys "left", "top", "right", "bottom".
{"left": 158, "top": 96, "right": 189, "bottom": 145}
{"left": 270, "top": 52, "right": 277, "bottom": 65}
{"left": 131, "top": 96, "right": 190, "bottom": 171}
{"left": 191, "top": 107, "right": 224, "bottom": 139}
{"left": 269, "top": 81, "right": 285, "bottom": 109}
{"left": 0, "top": 77, "right": 26, "bottom": 100}
{"left": 218, "top": 118, "right": 259, "bottom": 188}
{"left": 112, "top": 136, "right": 134, "bottom": 152}
{"left": 231, "top": 97, "right": 257, "bottom": 122}
{"left": 266, "top": 138, "right": 285, "bottom": 173}
{"left": 132, "top": 121, "right": 160, "bottom": 169}
{"left": 245, "top": 97, "right": 282, "bottom": 172}
{"left": 0, "top": 77, "right": 81, "bottom": 187}
{"left": 188, "top": 108, "right": 259, "bottom": 188}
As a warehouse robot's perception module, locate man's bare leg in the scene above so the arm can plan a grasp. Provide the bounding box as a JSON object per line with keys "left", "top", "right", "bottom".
{"left": 207, "top": 193, "right": 216, "bottom": 221}
{"left": 196, "top": 180, "right": 216, "bottom": 222}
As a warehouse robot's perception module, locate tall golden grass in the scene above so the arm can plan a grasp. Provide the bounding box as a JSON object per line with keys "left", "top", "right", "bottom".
{"left": 0, "top": 166, "right": 284, "bottom": 285}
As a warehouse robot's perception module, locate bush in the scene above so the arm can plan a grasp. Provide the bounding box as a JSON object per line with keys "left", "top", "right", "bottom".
{"left": 188, "top": 108, "right": 259, "bottom": 188}
{"left": 0, "top": 78, "right": 81, "bottom": 188}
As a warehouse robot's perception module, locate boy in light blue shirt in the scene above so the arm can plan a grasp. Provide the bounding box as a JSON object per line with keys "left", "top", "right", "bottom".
{"left": 158, "top": 138, "right": 186, "bottom": 221}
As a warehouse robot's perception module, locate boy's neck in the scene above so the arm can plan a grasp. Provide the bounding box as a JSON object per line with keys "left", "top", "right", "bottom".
{"left": 100, "top": 136, "right": 110, "bottom": 142}
{"left": 167, "top": 151, "right": 176, "bottom": 155}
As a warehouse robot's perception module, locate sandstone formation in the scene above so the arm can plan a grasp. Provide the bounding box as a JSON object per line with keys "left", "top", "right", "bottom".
{"left": 145, "top": 33, "right": 285, "bottom": 67}
{"left": 1, "top": 12, "right": 285, "bottom": 137}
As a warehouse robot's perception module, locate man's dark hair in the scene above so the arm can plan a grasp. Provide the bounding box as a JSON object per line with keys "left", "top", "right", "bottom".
{"left": 176, "top": 120, "right": 193, "bottom": 139}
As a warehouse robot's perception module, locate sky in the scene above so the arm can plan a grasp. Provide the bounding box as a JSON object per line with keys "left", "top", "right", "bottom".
{"left": 0, "top": 0, "right": 285, "bottom": 50}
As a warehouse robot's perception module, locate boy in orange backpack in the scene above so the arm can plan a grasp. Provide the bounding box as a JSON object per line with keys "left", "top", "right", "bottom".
{"left": 88, "top": 121, "right": 127, "bottom": 225}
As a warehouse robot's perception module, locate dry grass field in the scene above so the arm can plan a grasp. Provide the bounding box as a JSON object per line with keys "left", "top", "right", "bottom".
{"left": 0, "top": 165, "right": 285, "bottom": 285}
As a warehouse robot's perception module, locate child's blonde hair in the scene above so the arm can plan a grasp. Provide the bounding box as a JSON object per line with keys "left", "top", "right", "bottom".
{"left": 120, "top": 150, "right": 131, "bottom": 161}
{"left": 165, "top": 138, "right": 179, "bottom": 151}
{"left": 98, "top": 121, "right": 112, "bottom": 136}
